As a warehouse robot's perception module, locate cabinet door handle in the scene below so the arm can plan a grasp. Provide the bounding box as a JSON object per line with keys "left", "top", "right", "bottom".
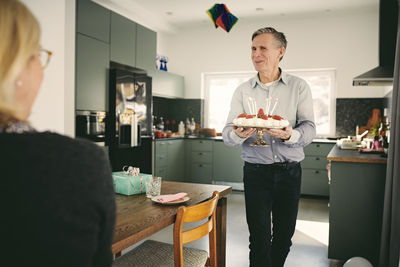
{"left": 316, "top": 144, "right": 320, "bottom": 147}
{"left": 315, "top": 170, "right": 320, "bottom": 174}
{"left": 198, "top": 152, "right": 203, "bottom": 156}
{"left": 316, "top": 157, "right": 320, "bottom": 160}
{"left": 199, "top": 164, "right": 203, "bottom": 167}
{"left": 199, "top": 141, "right": 203, "bottom": 144}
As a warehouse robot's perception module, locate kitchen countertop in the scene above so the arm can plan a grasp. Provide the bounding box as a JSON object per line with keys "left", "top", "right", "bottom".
{"left": 153, "top": 136, "right": 223, "bottom": 141}
{"left": 313, "top": 138, "right": 338, "bottom": 143}
{"left": 327, "top": 144, "right": 387, "bottom": 164}
{"left": 154, "top": 136, "right": 336, "bottom": 143}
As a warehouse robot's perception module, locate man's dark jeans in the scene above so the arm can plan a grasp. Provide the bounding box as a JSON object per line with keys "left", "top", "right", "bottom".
{"left": 243, "top": 161, "right": 302, "bottom": 267}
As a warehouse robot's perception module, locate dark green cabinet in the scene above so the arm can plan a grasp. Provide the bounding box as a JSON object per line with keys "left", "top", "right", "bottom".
{"left": 186, "top": 140, "right": 213, "bottom": 184}
{"left": 110, "top": 12, "right": 136, "bottom": 67}
{"left": 213, "top": 142, "right": 243, "bottom": 183}
{"left": 154, "top": 140, "right": 168, "bottom": 179}
{"left": 76, "top": 33, "right": 109, "bottom": 111}
{"left": 136, "top": 24, "right": 157, "bottom": 72}
{"left": 329, "top": 160, "right": 386, "bottom": 266}
{"left": 301, "top": 142, "right": 334, "bottom": 196}
{"left": 166, "top": 140, "right": 185, "bottom": 181}
{"left": 75, "top": 0, "right": 158, "bottom": 114}
{"left": 154, "top": 140, "right": 184, "bottom": 181}
{"left": 76, "top": 0, "right": 110, "bottom": 43}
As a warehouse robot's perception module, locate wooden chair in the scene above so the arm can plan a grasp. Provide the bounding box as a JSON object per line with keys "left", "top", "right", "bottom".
{"left": 112, "top": 191, "right": 220, "bottom": 267}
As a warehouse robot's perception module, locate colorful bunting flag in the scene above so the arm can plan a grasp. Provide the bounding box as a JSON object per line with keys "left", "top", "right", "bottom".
{"left": 206, "top": 3, "right": 238, "bottom": 33}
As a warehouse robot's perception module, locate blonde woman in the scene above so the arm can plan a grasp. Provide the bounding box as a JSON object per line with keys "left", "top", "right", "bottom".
{"left": 0, "top": 1, "right": 115, "bottom": 266}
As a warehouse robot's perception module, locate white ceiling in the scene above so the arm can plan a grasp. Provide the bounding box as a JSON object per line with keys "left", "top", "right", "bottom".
{"left": 94, "top": 0, "right": 378, "bottom": 33}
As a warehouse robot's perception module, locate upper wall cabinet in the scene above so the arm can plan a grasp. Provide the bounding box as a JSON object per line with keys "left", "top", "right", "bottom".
{"left": 110, "top": 12, "right": 136, "bottom": 67}
{"left": 76, "top": 0, "right": 110, "bottom": 43}
{"left": 152, "top": 70, "right": 184, "bottom": 98}
{"left": 76, "top": 33, "right": 109, "bottom": 111}
{"left": 136, "top": 24, "right": 157, "bottom": 73}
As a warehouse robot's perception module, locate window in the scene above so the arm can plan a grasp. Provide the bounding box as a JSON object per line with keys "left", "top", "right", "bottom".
{"left": 203, "top": 69, "right": 336, "bottom": 136}
{"left": 286, "top": 69, "right": 336, "bottom": 136}
{"left": 203, "top": 72, "right": 255, "bottom": 132}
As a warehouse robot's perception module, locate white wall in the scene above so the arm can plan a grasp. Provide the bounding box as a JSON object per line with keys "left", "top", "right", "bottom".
{"left": 21, "top": 0, "right": 75, "bottom": 136}
{"left": 158, "top": 7, "right": 385, "bottom": 99}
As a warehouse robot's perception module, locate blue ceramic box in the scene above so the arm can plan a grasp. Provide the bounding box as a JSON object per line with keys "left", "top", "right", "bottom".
{"left": 112, "top": 172, "right": 152, "bottom": 196}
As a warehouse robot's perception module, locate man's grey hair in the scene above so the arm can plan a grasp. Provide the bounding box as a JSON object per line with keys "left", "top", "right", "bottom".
{"left": 251, "top": 27, "right": 287, "bottom": 49}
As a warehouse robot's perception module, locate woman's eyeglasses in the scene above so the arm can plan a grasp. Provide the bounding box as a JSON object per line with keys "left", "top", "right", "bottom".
{"left": 39, "top": 49, "right": 53, "bottom": 69}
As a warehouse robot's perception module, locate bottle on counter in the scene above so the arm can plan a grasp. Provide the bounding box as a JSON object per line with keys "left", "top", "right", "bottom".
{"left": 382, "top": 108, "right": 390, "bottom": 144}
{"left": 190, "top": 117, "right": 196, "bottom": 135}
{"left": 157, "top": 117, "right": 164, "bottom": 131}
{"left": 165, "top": 119, "right": 170, "bottom": 131}
{"left": 178, "top": 121, "right": 185, "bottom": 137}
{"left": 185, "top": 118, "right": 190, "bottom": 135}
{"left": 171, "top": 120, "right": 176, "bottom": 132}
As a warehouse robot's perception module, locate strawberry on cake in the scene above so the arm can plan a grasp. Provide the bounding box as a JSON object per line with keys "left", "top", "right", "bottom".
{"left": 233, "top": 108, "right": 290, "bottom": 128}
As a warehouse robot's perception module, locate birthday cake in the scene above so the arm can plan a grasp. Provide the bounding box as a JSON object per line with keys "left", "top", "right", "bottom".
{"left": 233, "top": 108, "right": 290, "bottom": 129}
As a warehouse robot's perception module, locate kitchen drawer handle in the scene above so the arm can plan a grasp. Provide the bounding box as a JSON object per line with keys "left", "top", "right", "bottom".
{"left": 199, "top": 164, "right": 203, "bottom": 167}
{"left": 316, "top": 144, "right": 320, "bottom": 147}
{"left": 316, "top": 157, "right": 320, "bottom": 160}
{"left": 315, "top": 170, "right": 320, "bottom": 174}
{"left": 199, "top": 141, "right": 203, "bottom": 143}
{"left": 198, "top": 152, "right": 203, "bottom": 156}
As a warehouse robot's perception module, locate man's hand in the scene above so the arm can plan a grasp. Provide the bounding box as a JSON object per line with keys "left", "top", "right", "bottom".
{"left": 263, "top": 126, "right": 292, "bottom": 140}
{"left": 233, "top": 126, "right": 257, "bottom": 138}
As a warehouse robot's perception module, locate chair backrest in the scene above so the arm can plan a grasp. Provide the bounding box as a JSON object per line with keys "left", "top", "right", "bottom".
{"left": 173, "top": 191, "right": 220, "bottom": 267}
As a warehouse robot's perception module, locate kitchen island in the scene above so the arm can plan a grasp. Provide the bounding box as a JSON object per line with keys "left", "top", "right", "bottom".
{"left": 327, "top": 145, "right": 387, "bottom": 266}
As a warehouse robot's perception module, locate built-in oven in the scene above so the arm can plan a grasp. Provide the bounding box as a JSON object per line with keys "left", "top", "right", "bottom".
{"left": 76, "top": 110, "right": 106, "bottom": 144}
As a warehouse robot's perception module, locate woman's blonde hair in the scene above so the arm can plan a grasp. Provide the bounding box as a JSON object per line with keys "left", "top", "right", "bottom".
{"left": 0, "top": 0, "right": 40, "bottom": 124}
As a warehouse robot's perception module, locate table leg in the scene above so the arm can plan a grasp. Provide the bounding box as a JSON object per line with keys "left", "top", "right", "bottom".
{"left": 216, "top": 197, "right": 227, "bottom": 267}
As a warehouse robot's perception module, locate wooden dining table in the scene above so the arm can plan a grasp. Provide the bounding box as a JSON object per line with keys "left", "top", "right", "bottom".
{"left": 112, "top": 181, "right": 232, "bottom": 267}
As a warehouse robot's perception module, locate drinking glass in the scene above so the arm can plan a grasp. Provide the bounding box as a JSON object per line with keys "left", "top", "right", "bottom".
{"left": 145, "top": 176, "right": 162, "bottom": 198}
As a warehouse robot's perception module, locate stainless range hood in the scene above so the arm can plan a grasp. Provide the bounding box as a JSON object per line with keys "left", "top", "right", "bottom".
{"left": 353, "top": 0, "right": 398, "bottom": 86}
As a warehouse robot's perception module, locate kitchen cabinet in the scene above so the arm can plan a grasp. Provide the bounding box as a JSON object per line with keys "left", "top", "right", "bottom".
{"left": 327, "top": 146, "right": 386, "bottom": 266}
{"left": 110, "top": 12, "right": 136, "bottom": 67}
{"left": 186, "top": 140, "right": 213, "bottom": 184}
{"left": 154, "top": 140, "right": 185, "bottom": 181}
{"left": 76, "top": 33, "right": 109, "bottom": 111}
{"left": 213, "top": 142, "right": 243, "bottom": 184}
{"left": 136, "top": 24, "right": 157, "bottom": 73}
{"left": 152, "top": 70, "right": 184, "bottom": 98}
{"left": 301, "top": 142, "right": 334, "bottom": 196}
{"left": 76, "top": 0, "right": 110, "bottom": 43}
{"left": 166, "top": 140, "right": 185, "bottom": 181}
